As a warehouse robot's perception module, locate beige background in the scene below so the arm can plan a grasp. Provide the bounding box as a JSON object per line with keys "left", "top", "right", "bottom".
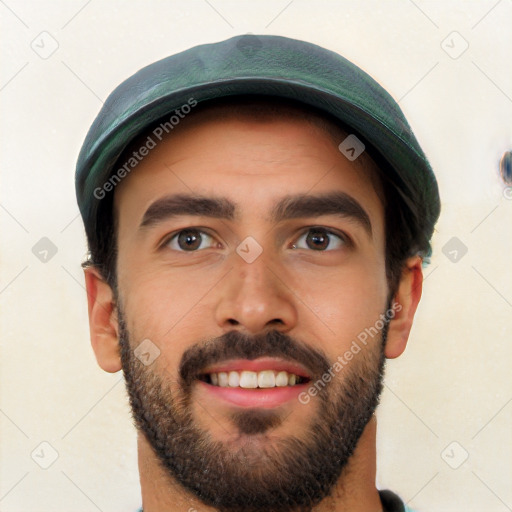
{"left": 1, "top": 1, "right": 511, "bottom": 511}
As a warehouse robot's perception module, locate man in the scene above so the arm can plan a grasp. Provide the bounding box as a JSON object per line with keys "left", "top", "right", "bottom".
{"left": 76, "top": 35, "right": 440, "bottom": 512}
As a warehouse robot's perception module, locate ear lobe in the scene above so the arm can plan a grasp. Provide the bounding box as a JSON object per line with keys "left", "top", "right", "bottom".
{"left": 384, "top": 256, "right": 423, "bottom": 359}
{"left": 83, "top": 266, "right": 122, "bottom": 373}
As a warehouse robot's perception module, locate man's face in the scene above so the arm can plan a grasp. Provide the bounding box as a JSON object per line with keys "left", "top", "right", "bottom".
{"left": 113, "top": 112, "right": 390, "bottom": 510}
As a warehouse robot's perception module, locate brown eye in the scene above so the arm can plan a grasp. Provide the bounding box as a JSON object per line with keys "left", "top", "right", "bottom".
{"left": 293, "top": 228, "right": 345, "bottom": 251}
{"left": 166, "top": 229, "right": 216, "bottom": 252}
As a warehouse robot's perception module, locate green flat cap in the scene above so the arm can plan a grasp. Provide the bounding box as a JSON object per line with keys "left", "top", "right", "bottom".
{"left": 76, "top": 34, "right": 440, "bottom": 253}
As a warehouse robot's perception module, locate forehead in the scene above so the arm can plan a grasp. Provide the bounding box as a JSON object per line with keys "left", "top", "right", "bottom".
{"left": 112, "top": 102, "right": 385, "bottom": 231}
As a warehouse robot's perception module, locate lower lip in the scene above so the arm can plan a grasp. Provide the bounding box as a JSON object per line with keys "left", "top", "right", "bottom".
{"left": 197, "top": 380, "right": 309, "bottom": 408}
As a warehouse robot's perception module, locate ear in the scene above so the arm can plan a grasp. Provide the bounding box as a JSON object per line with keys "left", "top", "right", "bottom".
{"left": 83, "top": 266, "right": 122, "bottom": 372}
{"left": 384, "top": 256, "right": 423, "bottom": 359}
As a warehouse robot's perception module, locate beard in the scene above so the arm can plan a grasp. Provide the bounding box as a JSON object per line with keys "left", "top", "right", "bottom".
{"left": 118, "top": 305, "right": 388, "bottom": 512}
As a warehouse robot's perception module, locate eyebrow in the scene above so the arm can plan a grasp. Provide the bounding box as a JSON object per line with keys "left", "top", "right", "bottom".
{"left": 140, "top": 191, "right": 372, "bottom": 236}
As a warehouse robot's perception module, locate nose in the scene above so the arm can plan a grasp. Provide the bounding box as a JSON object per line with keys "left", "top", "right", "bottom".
{"left": 214, "top": 252, "right": 298, "bottom": 335}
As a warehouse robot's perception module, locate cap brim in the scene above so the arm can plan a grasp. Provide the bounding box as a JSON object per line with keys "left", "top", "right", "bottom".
{"left": 76, "top": 35, "right": 440, "bottom": 247}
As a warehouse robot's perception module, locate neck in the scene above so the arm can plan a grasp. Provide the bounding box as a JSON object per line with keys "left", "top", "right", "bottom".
{"left": 138, "top": 415, "right": 383, "bottom": 512}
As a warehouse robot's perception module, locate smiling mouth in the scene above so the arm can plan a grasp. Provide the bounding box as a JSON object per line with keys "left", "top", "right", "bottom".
{"left": 198, "top": 370, "right": 310, "bottom": 389}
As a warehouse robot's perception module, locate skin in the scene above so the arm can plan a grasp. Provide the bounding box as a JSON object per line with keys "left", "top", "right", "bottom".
{"left": 84, "top": 113, "right": 423, "bottom": 512}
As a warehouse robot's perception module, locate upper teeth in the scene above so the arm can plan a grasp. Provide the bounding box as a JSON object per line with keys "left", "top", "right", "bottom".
{"left": 209, "top": 370, "right": 299, "bottom": 388}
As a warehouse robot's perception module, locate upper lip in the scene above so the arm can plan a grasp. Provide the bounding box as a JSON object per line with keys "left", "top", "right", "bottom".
{"left": 200, "top": 357, "right": 311, "bottom": 379}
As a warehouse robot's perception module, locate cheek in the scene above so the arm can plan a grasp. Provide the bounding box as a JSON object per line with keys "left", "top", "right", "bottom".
{"left": 292, "top": 259, "right": 388, "bottom": 352}
{"left": 117, "top": 263, "right": 219, "bottom": 368}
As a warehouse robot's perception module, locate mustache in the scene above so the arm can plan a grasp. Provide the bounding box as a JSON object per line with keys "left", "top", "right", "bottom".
{"left": 179, "top": 329, "right": 331, "bottom": 388}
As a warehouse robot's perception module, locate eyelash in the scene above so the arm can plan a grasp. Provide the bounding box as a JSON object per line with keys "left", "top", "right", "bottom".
{"left": 161, "top": 226, "right": 351, "bottom": 253}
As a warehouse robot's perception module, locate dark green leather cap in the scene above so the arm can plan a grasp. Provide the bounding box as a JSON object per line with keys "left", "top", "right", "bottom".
{"left": 75, "top": 34, "right": 440, "bottom": 253}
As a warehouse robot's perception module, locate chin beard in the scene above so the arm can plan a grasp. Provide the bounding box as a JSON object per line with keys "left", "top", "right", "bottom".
{"left": 118, "top": 307, "right": 387, "bottom": 512}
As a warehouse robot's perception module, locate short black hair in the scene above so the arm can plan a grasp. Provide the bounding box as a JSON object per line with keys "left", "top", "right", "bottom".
{"left": 83, "top": 96, "right": 432, "bottom": 299}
